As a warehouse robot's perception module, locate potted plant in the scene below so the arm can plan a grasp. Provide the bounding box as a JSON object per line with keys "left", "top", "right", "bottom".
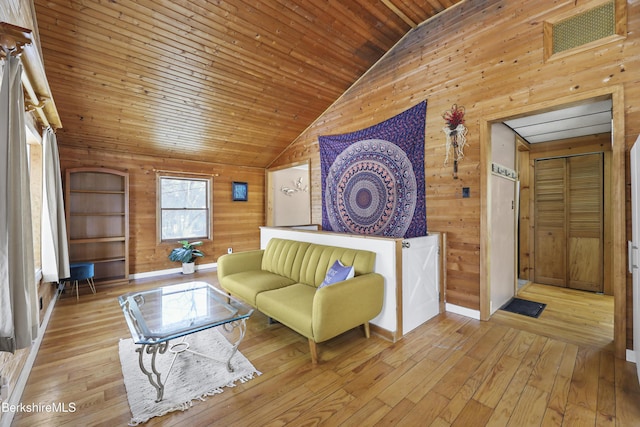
{"left": 169, "top": 240, "right": 204, "bottom": 274}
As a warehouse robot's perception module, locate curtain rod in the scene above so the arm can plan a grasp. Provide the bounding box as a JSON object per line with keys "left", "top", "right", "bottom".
{"left": 0, "top": 22, "right": 31, "bottom": 57}
{"left": 1, "top": 22, "right": 51, "bottom": 128}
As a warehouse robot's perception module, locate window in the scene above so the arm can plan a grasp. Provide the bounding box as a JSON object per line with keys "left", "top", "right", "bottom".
{"left": 159, "top": 176, "right": 211, "bottom": 241}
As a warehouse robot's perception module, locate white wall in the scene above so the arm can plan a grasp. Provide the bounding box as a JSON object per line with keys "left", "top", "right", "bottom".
{"left": 272, "top": 165, "right": 311, "bottom": 226}
{"left": 490, "top": 123, "right": 517, "bottom": 314}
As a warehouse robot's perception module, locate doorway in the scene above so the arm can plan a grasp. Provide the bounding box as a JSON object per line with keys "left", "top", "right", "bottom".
{"left": 265, "top": 161, "right": 311, "bottom": 227}
{"left": 515, "top": 131, "right": 612, "bottom": 295}
{"left": 532, "top": 153, "right": 605, "bottom": 293}
{"left": 480, "top": 87, "right": 625, "bottom": 358}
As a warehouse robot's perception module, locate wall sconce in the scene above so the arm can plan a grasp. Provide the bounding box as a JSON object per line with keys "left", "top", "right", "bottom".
{"left": 281, "top": 177, "right": 308, "bottom": 196}
{"left": 443, "top": 104, "right": 467, "bottom": 179}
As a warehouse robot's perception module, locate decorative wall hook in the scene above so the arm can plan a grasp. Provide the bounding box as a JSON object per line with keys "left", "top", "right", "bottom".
{"left": 442, "top": 104, "right": 467, "bottom": 179}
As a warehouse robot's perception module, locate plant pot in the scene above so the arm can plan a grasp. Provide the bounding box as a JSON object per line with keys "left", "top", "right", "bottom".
{"left": 182, "top": 262, "right": 195, "bottom": 275}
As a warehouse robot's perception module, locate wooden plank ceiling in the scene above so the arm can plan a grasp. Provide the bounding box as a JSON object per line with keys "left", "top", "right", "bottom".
{"left": 33, "top": 0, "right": 463, "bottom": 167}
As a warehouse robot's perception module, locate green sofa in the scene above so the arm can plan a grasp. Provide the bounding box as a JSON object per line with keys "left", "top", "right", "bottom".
{"left": 217, "top": 237, "right": 384, "bottom": 363}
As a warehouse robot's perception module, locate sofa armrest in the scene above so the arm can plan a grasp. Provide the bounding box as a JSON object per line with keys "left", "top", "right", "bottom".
{"left": 311, "top": 272, "right": 384, "bottom": 343}
{"left": 217, "top": 250, "right": 264, "bottom": 280}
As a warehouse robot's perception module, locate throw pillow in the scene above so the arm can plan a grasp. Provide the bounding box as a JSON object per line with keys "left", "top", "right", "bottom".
{"left": 319, "top": 259, "right": 355, "bottom": 288}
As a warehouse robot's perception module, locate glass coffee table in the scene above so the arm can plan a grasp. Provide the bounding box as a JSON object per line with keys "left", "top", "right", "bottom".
{"left": 118, "top": 281, "right": 253, "bottom": 402}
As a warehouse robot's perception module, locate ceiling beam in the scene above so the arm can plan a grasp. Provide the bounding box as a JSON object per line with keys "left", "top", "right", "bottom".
{"left": 381, "top": 0, "right": 417, "bottom": 28}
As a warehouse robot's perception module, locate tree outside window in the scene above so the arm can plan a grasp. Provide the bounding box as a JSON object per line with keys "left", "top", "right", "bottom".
{"left": 159, "top": 176, "right": 211, "bottom": 241}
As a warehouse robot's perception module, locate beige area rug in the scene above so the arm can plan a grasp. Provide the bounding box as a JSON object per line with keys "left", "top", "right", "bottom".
{"left": 119, "top": 328, "right": 260, "bottom": 425}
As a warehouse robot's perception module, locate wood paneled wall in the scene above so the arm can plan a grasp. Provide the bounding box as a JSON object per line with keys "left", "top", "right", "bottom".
{"left": 58, "top": 146, "right": 265, "bottom": 275}
{"left": 269, "top": 0, "right": 640, "bottom": 322}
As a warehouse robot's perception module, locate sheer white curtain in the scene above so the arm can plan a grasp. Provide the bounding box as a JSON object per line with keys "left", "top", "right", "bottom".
{"left": 0, "top": 54, "right": 37, "bottom": 353}
{"left": 41, "top": 127, "right": 69, "bottom": 283}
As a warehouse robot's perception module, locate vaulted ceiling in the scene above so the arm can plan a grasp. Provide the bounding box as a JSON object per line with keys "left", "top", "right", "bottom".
{"left": 32, "top": 0, "right": 464, "bottom": 168}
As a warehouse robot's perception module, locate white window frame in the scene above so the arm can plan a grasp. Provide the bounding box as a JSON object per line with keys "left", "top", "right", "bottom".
{"left": 157, "top": 174, "right": 212, "bottom": 242}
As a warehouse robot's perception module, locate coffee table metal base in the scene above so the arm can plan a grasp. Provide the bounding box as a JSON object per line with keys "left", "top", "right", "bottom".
{"left": 135, "top": 318, "right": 247, "bottom": 402}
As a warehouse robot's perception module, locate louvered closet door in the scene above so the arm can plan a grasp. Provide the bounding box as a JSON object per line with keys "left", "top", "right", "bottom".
{"left": 534, "top": 158, "right": 567, "bottom": 286}
{"left": 567, "top": 154, "right": 603, "bottom": 292}
{"left": 533, "top": 154, "right": 603, "bottom": 291}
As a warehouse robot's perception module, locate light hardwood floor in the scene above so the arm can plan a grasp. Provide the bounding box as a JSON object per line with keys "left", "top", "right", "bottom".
{"left": 10, "top": 273, "right": 640, "bottom": 426}
{"left": 491, "top": 283, "right": 615, "bottom": 351}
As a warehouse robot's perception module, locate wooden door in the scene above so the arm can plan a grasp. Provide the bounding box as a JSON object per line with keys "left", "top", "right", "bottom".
{"left": 534, "top": 158, "right": 566, "bottom": 286}
{"left": 567, "top": 154, "right": 603, "bottom": 291}
{"left": 533, "top": 154, "right": 603, "bottom": 291}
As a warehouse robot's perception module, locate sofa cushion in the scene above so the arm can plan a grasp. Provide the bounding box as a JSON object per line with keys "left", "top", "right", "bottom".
{"left": 299, "top": 244, "right": 376, "bottom": 287}
{"left": 220, "top": 270, "right": 295, "bottom": 307}
{"left": 319, "top": 260, "right": 354, "bottom": 288}
{"left": 256, "top": 284, "right": 315, "bottom": 339}
{"left": 261, "top": 239, "right": 311, "bottom": 283}
{"left": 261, "top": 238, "right": 376, "bottom": 288}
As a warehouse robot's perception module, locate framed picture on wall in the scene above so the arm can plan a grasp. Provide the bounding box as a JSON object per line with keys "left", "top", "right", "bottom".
{"left": 232, "top": 181, "right": 248, "bottom": 201}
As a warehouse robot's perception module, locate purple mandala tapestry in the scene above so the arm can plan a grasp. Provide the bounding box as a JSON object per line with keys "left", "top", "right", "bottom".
{"left": 319, "top": 101, "right": 427, "bottom": 238}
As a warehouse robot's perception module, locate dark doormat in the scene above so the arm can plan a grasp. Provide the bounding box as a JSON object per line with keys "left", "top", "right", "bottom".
{"left": 500, "top": 298, "right": 546, "bottom": 318}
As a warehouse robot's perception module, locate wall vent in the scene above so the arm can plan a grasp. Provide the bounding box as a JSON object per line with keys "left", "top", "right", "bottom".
{"left": 553, "top": 1, "right": 615, "bottom": 54}
{"left": 544, "top": 0, "right": 626, "bottom": 61}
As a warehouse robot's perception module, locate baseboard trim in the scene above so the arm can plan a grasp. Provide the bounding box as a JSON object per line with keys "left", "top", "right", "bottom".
{"left": 129, "top": 262, "right": 217, "bottom": 280}
{"left": 370, "top": 323, "right": 397, "bottom": 343}
{"left": 445, "top": 303, "right": 481, "bottom": 320}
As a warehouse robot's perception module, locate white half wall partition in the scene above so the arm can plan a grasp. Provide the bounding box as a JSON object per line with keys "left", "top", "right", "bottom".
{"left": 402, "top": 234, "right": 441, "bottom": 335}
{"left": 260, "top": 226, "right": 442, "bottom": 340}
